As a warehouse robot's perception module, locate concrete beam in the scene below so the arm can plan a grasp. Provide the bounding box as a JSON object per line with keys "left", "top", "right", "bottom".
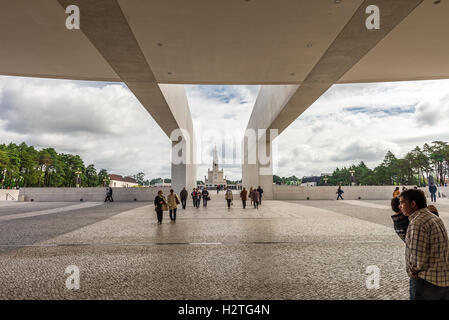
{"left": 243, "top": 0, "right": 423, "bottom": 192}
{"left": 248, "top": 0, "right": 424, "bottom": 136}
{"left": 57, "top": 0, "right": 197, "bottom": 192}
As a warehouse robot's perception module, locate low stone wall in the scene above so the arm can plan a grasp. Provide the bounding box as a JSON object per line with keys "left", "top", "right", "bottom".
{"left": 14, "top": 186, "right": 449, "bottom": 202}
{"left": 0, "top": 189, "right": 20, "bottom": 201}
{"left": 272, "top": 185, "right": 449, "bottom": 200}
{"left": 18, "top": 187, "right": 172, "bottom": 202}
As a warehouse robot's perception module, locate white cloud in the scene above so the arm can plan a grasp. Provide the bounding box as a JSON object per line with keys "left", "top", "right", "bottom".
{"left": 0, "top": 76, "right": 170, "bottom": 179}
{"left": 2, "top": 76, "right": 449, "bottom": 182}
{"left": 275, "top": 79, "right": 449, "bottom": 178}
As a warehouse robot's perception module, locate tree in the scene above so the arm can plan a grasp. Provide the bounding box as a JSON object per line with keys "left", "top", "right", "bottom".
{"left": 98, "top": 169, "right": 110, "bottom": 187}
{"left": 133, "top": 172, "right": 145, "bottom": 186}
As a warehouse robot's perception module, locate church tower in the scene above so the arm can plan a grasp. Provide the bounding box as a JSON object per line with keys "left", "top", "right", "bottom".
{"left": 205, "top": 145, "right": 226, "bottom": 188}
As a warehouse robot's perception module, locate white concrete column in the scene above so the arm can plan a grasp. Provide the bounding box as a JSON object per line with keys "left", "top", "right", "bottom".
{"left": 257, "top": 129, "right": 274, "bottom": 200}
{"left": 242, "top": 129, "right": 274, "bottom": 200}
{"left": 242, "top": 129, "right": 259, "bottom": 190}
{"left": 171, "top": 133, "right": 196, "bottom": 195}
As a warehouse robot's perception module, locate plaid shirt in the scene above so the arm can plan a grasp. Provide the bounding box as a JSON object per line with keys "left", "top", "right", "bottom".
{"left": 405, "top": 208, "right": 449, "bottom": 287}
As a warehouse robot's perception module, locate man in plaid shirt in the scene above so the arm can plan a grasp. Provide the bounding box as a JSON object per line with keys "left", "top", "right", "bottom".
{"left": 399, "top": 189, "right": 449, "bottom": 300}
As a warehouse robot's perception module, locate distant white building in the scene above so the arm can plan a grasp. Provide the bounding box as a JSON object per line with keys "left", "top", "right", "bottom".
{"left": 205, "top": 146, "right": 227, "bottom": 188}
{"left": 109, "top": 174, "right": 138, "bottom": 188}
{"left": 154, "top": 182, "right": 171, "bottom": 188}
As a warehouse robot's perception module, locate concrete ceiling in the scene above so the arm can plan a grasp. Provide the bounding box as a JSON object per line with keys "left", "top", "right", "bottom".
{"left": 0, "top": 0, "right": 447, "bottom": 84}
{"left": 118, "top": 0, "right": 362, "bottom": 84}
{"left": 339, "top": 0, "right": 449, "bottom": 83}
{"left": 0, "top": 0, "right": 120, "bottom": 81}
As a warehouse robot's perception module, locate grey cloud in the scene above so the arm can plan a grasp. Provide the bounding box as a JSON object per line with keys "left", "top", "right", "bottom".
{"left": 330, "top": 141, "right": 388, "bottom": 162}
{"left": 414, "top": 99, "right": 449, "bottom": 127}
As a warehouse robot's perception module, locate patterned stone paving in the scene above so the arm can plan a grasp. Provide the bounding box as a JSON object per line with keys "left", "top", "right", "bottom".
{"left": 0, "top": 199, "right": 415, "bottom": 299}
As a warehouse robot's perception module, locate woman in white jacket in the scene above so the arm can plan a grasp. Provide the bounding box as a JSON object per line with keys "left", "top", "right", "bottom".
{"left": 167, "top": 189, "right": 180, "bottom": 223}
{"left": 225, "top": 188, "right": 233, "bottom": 209}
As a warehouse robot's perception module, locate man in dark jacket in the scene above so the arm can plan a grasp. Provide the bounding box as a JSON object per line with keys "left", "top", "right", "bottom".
{"left": 336, "top": 186, "right": 344, "bottom": 200}
{"left": 429, "top": 183, "right": 437, "bottom": 203}
{"left": 202, "top": 188, "right": 209, "bottom": 207}
{"left": 240, "top": 187, "right": 248, "bottom": 209}
{"left": 154, "top": 190, "right": 166, "bottom": 225}
{"left": 257, "top": 186, "right": 264, "bottom": 205}
{"left": 105, "top": 187, "right": 113, "bottom": 202}
{"left": 191, "top": 188, "right": 197, "bottom": 207}
{"left": 180, "top": 187, "right": 188, "bottom": 209}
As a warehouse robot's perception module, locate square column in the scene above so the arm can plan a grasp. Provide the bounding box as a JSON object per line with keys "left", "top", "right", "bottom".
{"left": 242, "top": 129, "right": 274, "bottom": 200}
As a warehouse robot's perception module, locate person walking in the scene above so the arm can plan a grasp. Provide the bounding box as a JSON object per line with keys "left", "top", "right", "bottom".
{"left": 249, "top": 187, "right": 254, "bottom": 206}
{"left": 336, "top": 186, "right": 344, "bottom": 200}
{"left": 251, "top": 188, "right": 260, "bottom": 209}
{"left": 399, "top": 189, "right": 449, "bottom": 300}
{"left": 225, "top": 188, "right": 233, "bottom": 209}
{"left": 196, "top": 189, "right": 201, "bottom": 209}
{"left": 191, "top": 188, "right": 197, "bottom": 208}
{"left": 180, "top": 187, "right": 188, "bottom": 209}
{"left": 393, "top": 187, "right": 400, "bottom": 198}
{"left": 240, "top": 187, "right": 248, "bottom": 209}
{"left": 257, "top": 186, "right": 264, "bottom": 205}
{"left": 104, "top": 187, "right": 114, "bottom": 202}
{"left": 104, "top": 187, "right": 111, "bottom": 202}
{"left": 154, "top": 190, "right": 167, "bottom": 225}
{"left": 167, "top": 189, "right": 180, "bottom": 223}
{"left": 429, "top": 183, "right": 437, "bottom": 203}
{"left": 202, "top": 188, "right": 209, "bottom": 207}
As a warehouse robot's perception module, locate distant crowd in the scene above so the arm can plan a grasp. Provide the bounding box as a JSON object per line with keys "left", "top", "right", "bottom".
{"left": 151, "top": 186, "right": 265, "bottom": 224}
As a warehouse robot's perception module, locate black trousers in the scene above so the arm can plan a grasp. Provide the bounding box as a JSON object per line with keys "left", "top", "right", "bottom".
{"left": 156, "top": 209, "right": 163, "bottom": 223}
{"left": 181, "top": 198, "right": 187, "bottom": 209}
{"left": 242, "top": 200, "right": 246, "bottom": 208}
{"left": 410, "top": 277, "right": 449, "bottom": 300}
{"left": 227, "top": 199, "right": 232, "bottom": 208}
{"left": 169, "top": 208, "right": 177, "bottom": 221}
{"left": 254, "top": 201, "right": 259, "bottom": 209}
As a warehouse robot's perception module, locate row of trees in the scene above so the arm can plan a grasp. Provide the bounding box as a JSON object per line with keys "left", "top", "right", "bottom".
{"left": 273, "top": 175, "right": 301, "bottom": 185}
{"left": 320, "top": 141, "right": 449, "bottom": 186}
{"left": 0, "top": 142, "right": 110, "bottom": 188}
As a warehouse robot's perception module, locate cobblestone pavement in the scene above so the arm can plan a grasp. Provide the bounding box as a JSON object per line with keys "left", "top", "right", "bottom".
{"left": 0, "top": 199, "right": 413, "bottom": 299}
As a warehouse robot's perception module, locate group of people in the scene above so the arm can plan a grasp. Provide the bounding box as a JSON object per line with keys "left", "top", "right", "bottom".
{"left": 190, "top": 188, "right": 210, "bottom": 208}
{"left": 238, "top": 186, "right": 263, "bottom": 209}
{"left": 153, "top": 185, "right": 265, "bottom": 223}
{"left": 393, "top": 184, "right": 439, "bottom": 203}
{"left": 154, "top": 189, "right": 180, "bottom": 225}
{"left": 390, "top": 188, "right": 449, "bottom": 300}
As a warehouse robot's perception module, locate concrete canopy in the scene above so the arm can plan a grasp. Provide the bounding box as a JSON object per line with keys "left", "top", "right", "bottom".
{"left": 2, "top": 1, "right": 448, "bottom": 84}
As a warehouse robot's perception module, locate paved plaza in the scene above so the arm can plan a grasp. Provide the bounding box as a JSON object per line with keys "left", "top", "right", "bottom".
{"left": 0, "top": 197, "right": 449, "bottom": 300}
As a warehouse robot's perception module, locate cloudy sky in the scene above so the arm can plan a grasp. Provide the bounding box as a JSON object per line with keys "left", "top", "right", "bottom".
{"left": 1, "top": 75, "right": 449, "bottom": 181}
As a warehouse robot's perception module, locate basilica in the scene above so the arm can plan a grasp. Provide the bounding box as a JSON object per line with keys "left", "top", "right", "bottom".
{"left": 204, "top": 146, "right": 227, "bottom": 189}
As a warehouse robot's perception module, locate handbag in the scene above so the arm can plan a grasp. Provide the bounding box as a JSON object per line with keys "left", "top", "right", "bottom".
{"left": 162, "top": 203, "right": 168, "bottom": 211}
{"left": 175, "top": 195, "right": 180, "bottom": 205}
